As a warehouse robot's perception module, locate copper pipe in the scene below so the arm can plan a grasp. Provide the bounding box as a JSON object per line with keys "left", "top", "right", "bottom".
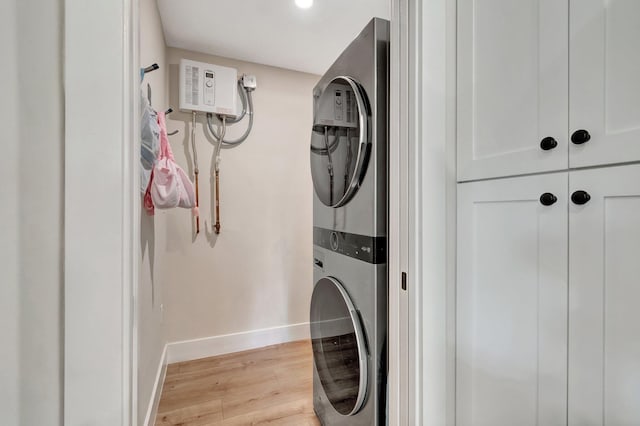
{"left": 194, "top": 171, "right": 200, "bottom": 233}
{"left": 213, "top": 116, "right": 226, "bottom": 235}
{"left": 214, "top": 169, "right": 221, "bottom": 234}
{"left": 191, "top": 111, "right": 200, "bottom": 235}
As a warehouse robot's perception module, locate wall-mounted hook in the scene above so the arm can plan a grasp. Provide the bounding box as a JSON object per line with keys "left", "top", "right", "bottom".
{"left": 166, "top": 107, "right": 177, "bottom": 135}
{"left": 143, "top": 63, "right": 159, "bottom": 74}
{"left": 141, "top": 63, "right": 160, "bottom": 82}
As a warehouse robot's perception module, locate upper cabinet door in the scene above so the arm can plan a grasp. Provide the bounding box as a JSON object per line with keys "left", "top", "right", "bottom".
{"left": 457, "top": 173, "right": 568, "bottom": 426}
{"left": 457, "top": 0, "right": 569, "bottom": 181}
{"left": 570, "top": 0, "right": 640, "bottom": 168}
{"left": 569, "top": 164, "right": 640, "bottom": 425}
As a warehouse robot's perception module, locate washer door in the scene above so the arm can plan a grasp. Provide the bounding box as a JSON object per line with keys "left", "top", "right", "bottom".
{"left": 310, "top": 76, "right": 371, "bottom": 208}
{"left": 310, "top": 277, "right": 368, "bottom": 416}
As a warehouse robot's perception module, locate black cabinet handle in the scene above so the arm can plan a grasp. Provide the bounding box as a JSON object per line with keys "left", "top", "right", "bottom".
{"left": 571, "top": 129, "right": 591, "bottom": 145}
{"left": 540, "top": 137, "right": 558, "bottom": 151}
{"left": 540, "top": 193, "right": 558, "bottom": 206}
{"left": 571, "top": 190, "right": 591, "bottom": 205}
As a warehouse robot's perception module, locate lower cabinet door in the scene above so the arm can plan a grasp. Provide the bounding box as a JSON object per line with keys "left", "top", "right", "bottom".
{"left": 569, "top": 164, "right": 640, "bottom": 425}
{"left": 457, "top": 173, "right": 568, "bottom": 426}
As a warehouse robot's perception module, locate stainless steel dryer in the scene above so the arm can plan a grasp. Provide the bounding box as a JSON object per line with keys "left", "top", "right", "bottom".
{"left": 309, "top": 17, "right": 389, "bottom": 426}
{"left": 310, "top": 17, "right": 388, "bottom": 238}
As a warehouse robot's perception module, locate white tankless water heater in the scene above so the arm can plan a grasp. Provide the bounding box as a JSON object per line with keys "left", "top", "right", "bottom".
{"left": 179, "top": 59, "right": 238, "bottom": 116}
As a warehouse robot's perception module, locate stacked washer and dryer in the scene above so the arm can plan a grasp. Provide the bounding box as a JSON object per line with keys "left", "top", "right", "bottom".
{"left": 309, "top": 18, "right": 389, "bottom": 426}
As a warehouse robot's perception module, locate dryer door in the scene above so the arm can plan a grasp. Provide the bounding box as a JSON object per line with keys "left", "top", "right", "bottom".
{"left": 310, "top": 277, "right": 368, "bottom": 415}
{"left": 310, "top": 76, "right": 371, "bottom": 208}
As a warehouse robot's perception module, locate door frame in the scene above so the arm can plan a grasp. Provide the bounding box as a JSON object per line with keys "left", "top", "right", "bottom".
{"left": 388, "top": 0, "right": 410, "bottom": 422}
{"left": 63, "top": 0, "right": 455, "bottom": 424}
{"left": 389, "top": 0, "right": 457, "bottom": 424}
{"left": 64, "top": 0, "right": 139, "bottom": 424}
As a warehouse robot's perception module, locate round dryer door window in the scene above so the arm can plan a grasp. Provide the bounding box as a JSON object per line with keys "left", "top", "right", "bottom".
{"left": 310, "top": 76, "right": 370, "bottom": 208}
{"left": 310, "top": 277, "right": 368, "bottom": 416}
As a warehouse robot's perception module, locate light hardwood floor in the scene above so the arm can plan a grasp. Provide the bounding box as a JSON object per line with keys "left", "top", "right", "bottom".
{"left": 155, "top": 340, "right": 321, "bottom": 425}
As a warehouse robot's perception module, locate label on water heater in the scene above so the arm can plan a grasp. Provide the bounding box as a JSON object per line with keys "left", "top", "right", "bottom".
{"left": 184, "top": 65, "right": 201, "bottom": 105}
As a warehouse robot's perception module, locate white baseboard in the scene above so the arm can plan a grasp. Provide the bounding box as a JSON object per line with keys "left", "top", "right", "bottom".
{"left": 166, "top": 322, "right": 310, "bottom": 364}
{"left": 144, "top": 345, "right": 167, "bottom": 426}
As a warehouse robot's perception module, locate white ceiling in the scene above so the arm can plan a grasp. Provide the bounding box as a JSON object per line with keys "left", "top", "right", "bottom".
{"left": 157, "top": 0, "right": 390, "bottom": 75}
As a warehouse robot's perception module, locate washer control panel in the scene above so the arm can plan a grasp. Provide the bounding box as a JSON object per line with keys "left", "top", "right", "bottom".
{"left": 313, "top": 227, "right": 386, "bottom": 264}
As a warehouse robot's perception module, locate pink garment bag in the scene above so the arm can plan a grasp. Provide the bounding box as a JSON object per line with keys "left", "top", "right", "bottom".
{"left": 144, "top": 112, "right": 196, "bottom": 215}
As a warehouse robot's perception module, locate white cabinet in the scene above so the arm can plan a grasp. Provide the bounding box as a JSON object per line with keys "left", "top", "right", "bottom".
{"left": 457, "top": 0, "right": 569, "bottom": 181}
{"left": 457, "top": 164, "right": 640, "bottom": 425}
{"left": 456, "top": 0, "right": 640, "bottom": 422}
{"left": 568, "top": 164, "right": 640, "bottom": 425}
{"left": 457, "top": 173, "right": 568, "bottom": 426}
{"left": 458, "top": 0, "right": 640, "bottom": 181}
{"left": 569, "top": 0, "right": 640, "bottom": 168}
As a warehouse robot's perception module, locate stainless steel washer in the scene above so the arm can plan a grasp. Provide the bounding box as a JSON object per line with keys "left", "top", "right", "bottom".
{"left": 311, "top": 244, "right": 387, "bottom": 426}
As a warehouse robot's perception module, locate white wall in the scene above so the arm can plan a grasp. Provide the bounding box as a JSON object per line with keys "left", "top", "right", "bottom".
{"left": 0, "top": 0, "right": 64, "bottom": 425}
{"left": 139, "top": 0, "right": 168, "bottom": 423}
{"left": 160, "top": 48, "right": 319, "bottom": 343}
{"left": 17, "top": 0, "right": 65, "bottom": 422}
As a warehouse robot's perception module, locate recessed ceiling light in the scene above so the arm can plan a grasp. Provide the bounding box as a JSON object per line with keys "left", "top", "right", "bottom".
{"left": 295, "top": 0, "right": 313, "bottom": 9}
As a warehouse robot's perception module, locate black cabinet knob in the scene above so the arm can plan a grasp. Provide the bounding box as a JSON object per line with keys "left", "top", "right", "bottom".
{"left": 571, "top": 190, "right": 591, "bottom": 205}
{"left": 540, "top": 137, "right": 558, "bottom": 151}
{"left": 571, "top": 129, "right": 591, "bottom": 145}
{"left": 540, "top": 193, "right": 558, "bottom": 206}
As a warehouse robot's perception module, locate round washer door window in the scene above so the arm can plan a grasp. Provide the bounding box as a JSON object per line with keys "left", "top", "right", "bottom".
{"left": 310, "top": 76, "right": 370, "bottom": 208}
{"left": 310, "top": 277, "right": 368, "bottom": 415}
